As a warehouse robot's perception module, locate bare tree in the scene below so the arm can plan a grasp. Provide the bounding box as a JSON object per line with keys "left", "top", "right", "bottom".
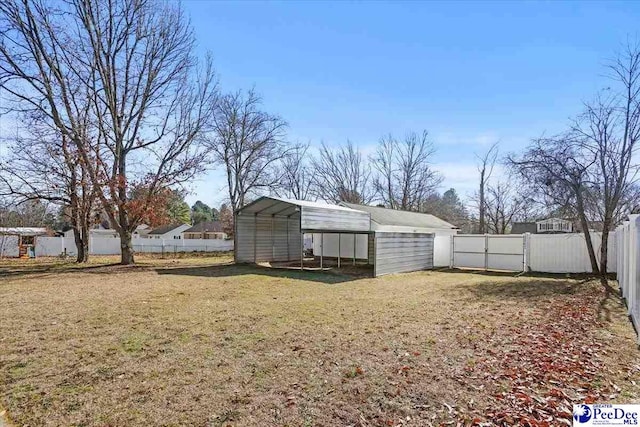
{"left": 508, "top": 135, "right": 603, "bottom": 273}
{"left": 0, "top": 0, "right": 217, "bottom": 264}
{"left": 484, "top": 181, "right": 529, "bottom": 234}
{"left": 274, "top": 142, "right": 313, "bottom": 200}
{"left": 208, "top": 89, "right": 289, "bottom": 214}
{"left": 311, "top": 141, "right": 374, "bottom": 204}
{"left": 475, "top": 142, "right": 499, "bottom": 234}
{"left": 371, "top": 131, "right": 443, "bottom": 211}
{"left": 0, "top": 113, "right": 97, "bottom": 262}
{"left": 510, "top": 44, "right": 640, "bottom": 286}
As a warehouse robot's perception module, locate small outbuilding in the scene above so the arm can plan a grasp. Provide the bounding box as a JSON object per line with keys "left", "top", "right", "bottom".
{"left": 0, "top": 227, "right": 48, "bottom": 258}
{"left": 234, "top": 196, "right": 437, "bottom": 277}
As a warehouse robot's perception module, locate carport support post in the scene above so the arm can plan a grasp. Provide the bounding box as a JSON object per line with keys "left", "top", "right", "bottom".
{"left": 320, "top": 232, "right": 324, "bottom": 269}
{"left": 353, "top": 234, "right": 356, "bottom": 265}
{"left": 253, "top": 213, "right": 257, "bottom": 263}
{"left": 286, "top": 215, "right": 290, "bottom": 261}
{"left": 300, "top": 231, "right": 304, "bottom": 270}
{"left": 338, "top": 233, "right": 341, "bottom": 268}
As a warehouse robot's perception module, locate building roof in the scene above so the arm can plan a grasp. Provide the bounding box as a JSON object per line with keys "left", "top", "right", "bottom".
{"left": 237, "top": 196, "right": 371, "bottom": 233}
{"left": 0, "top": 227, "right": 48, "bottom": 236}
{"left": 340, "top": 203, "right": 457, "bottom": 230}
{"left": 184, "top": 221, "right": 224, "bottom": 233}
{"left": 510, "top": 222, "right": 537, "bottom": 234}
{"left": 239, "top": 196, "right": 365, "bottom": 215}
{"left": 148, "top": 224, "right": 188, "bottom": 235}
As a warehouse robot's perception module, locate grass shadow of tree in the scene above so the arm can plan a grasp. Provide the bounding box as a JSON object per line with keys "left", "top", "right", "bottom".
{"left": 155, "top": 263, "right": 364, "bottom": 285}
{"left": 461, "top": 278, "right": 591, "bottom": 302}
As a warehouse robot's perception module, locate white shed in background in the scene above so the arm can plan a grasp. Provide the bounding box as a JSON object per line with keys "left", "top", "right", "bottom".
{"left": 312, "top": 203, "right": 458, "bottom": 267}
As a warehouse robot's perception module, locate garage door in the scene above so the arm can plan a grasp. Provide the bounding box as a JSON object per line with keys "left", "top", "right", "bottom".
{"left": 373, "top": 232, "right": 434, "bottom": 277}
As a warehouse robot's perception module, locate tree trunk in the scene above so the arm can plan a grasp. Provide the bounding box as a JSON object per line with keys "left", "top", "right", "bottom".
{"left": 81, "top": 224, "right": 89, "bottom": 263}
{"left": 575, "top": 193, "right": 600, "bottom": 275}
{"left": 579, "top": 220, "right": 600, "bottom": 275}
{"left": 72, "top": 226, "right": 89, "bottom": 263}
{"left": 598, "top": 218, "right": 615, "bottom": 292}
{"left": 120, "top": 229, "right": 135, "bottom": 265}
{"left": 73, "top": 228, "right": 85, "bottom": 263}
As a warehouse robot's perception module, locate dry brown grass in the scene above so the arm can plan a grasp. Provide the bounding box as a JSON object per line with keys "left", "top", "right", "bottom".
{"left": 0, "top": 257, "right": 638, "bottom": 426}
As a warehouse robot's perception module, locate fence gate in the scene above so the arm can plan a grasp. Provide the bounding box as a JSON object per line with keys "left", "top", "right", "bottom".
{"left": 450, "top": 234, "right": 527, "bottom": 272}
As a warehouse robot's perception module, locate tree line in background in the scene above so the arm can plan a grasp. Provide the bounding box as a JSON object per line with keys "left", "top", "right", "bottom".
{"left": 0, "top": 0, "right": 638, "bottom": 278}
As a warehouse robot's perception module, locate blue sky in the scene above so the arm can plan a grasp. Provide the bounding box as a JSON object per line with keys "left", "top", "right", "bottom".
{"left": 182, "top": 0, "right": 639, "bottom": 207}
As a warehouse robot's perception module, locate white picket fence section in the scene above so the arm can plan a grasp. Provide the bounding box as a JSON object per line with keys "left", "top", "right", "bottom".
{"left": 441, "top": 232, "right": 617, "bottom": 273}
{"left": 616, "top": 214, "right": 640, "bottom": 337}
{"left": 0, "top": 236, "right": 233, "bottom": 258}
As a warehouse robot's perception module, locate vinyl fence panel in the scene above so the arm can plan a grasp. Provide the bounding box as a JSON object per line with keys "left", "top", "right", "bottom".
{"left": 486, "top": 235, "right": 526, "bottom": 271}
{"left": 29, "top": 236, "right": 233, "bottom": 257}
{"left": 528, "top": 232, "right": 617, "bottom": 273}
{"left": 452, "top": 235, "right": 487, "bottom": 269}
{"left": 312, "top": 233, "right": 369, "bottom": 260}
{"left": 433, "top": 234, "right": 453, "bottom": 267}
{"left": 616, "top": 214, "right": 640, "bottom": 342}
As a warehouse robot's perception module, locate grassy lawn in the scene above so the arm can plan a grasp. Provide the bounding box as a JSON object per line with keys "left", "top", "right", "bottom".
{"left": 0, "top": 256, "right": 639, "bottom": 426}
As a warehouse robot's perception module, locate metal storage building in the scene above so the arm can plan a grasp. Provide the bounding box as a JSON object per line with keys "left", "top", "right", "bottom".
{"left": 314, "top": 202, "right": 456, "bottom": 268}
{"left": 235, "top": 196, "right": 435, "bottom": 277}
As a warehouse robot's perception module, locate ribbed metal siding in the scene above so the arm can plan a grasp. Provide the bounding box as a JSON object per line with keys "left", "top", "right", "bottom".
{"left": 368, "top": 234, "right": 375, "bottom": 264}
{"left": 235, "top": 214, "right": 255, "bottom": 262}
{"left": 300, "top": 206, "right": 370, "bottom": 232}
{"left": 235, "top": 213, "right": 301, "bottom": 263}
{"left": 374, "top": 232, "right": 434, "bottom": 277}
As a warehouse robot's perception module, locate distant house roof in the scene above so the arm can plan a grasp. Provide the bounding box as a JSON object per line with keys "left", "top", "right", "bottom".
{"left": 184, "top": 221, "right": 224, "bottom": 233}
{"left": 148, "top": 224, "right": 187, "bottom": 235}
{"left": 0, "top": 227, "right": 48, "bottom": 236}
{"left": 340, "top": 203, "right": 457, "bottom": 230}
{"left": 510, "top": 222, "right": 537, "bottom": 234}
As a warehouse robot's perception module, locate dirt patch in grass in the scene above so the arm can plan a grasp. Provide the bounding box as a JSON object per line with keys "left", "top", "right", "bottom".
{"left": 0, "top": 259, "right": 638, "bottom": 426}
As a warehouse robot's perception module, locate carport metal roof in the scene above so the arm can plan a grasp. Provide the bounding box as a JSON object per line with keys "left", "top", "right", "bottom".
{"left": 237, "top": 196, "right": 371, "bottom": 233}
{"left": 341, "top": 202, "right": 457, "bottom": 230}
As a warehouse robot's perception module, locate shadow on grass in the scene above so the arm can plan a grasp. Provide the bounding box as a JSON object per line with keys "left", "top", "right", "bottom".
{"left": 0, "top": 261, "right": 155, "bottom": 281}
{"left": 438, "top": 267, "right": 616, "bottom": 281}
{"left": 155, "top": 263, "right": 365, "bottom": 284}
{"left": 460, "top": 277, "right": 592, "bottom": 301}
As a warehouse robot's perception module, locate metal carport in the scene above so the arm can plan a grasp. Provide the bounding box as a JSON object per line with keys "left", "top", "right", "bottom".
{"left": 235, "top": 196, "right": 436, "bottom": 276}
{"left": 234, "top": 196, "right": 371, "bottom": 269}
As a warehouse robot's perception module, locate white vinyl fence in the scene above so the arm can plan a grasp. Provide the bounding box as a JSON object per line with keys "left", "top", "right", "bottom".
{"left": 529, "top": 233, "right": 616, "bottom": 273}
{"left": 616, "top": 214, "right": 640, "bottom": 337}
{"left": 451, "top": 234, "right": 527, "bottom": 271}
{"left": 0, "top": 236, "right": 233, "bottom": 258}
{"left": 444, "top": 232, "right": 617, "bottom": 274}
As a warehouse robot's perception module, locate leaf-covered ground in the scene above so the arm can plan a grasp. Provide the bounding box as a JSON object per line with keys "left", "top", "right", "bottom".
{"left": 0, "top": 257, "right": 638, "bottom": 426}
